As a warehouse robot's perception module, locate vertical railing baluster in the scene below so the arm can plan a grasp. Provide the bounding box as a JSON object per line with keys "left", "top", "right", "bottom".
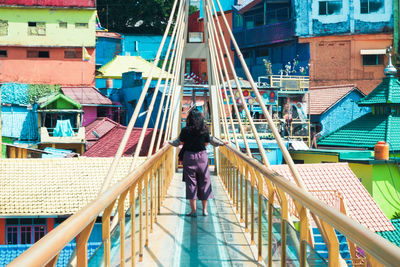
{"left": 130, "top": 184, "right": 136, "bottom": 267}
{"left": 236, "top": 168, "right": 239, "bottom": 213}
{"left": 118, "top": 190, "right": 129, "bottom": 267}
{"left": 139, "top": 179, "right": 143, "bottom": 262}
{"left": 299, "top": 206, "right": 308, "bottom": 267}
{"left": 102, "top": 201, "right": 116, "bottom": 267}
{"left": 251, "top": 170, "right": 255, "bottom": 245}
{"left": 257, "top": 173, "right": 263, "bottom": 262}
{"left": 151, "top": 169, "right": 154, "bottom": 231}
{"left": 240, "top": 164, "right": 244, "bottom": 223}
{"left": 268, "top": 191, "right": 274, "bottom": 267}
{"left": 145, "top": 172, "right": 149, "bottom": 247}
{"left": 76, "top": 220, "right": 95, "bottom": 267}
{"left": 245, "top": 165, "right": 249, "bottom": 232}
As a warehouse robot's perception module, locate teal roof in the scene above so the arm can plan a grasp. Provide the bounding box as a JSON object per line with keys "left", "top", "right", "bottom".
{"left": 318, "top": 113, "right": 400, "bottom": 151}
{"left": 0, "top": 242, "right": 101, "bottom": 266}
{"left": 357, "top": 76, "right": 400, "bottom": 106}
{"left": 0, "top": 83, "right": 29, "bottom": 105}
{"left": 377, "top": 219, "right": 400, "bottom": 247}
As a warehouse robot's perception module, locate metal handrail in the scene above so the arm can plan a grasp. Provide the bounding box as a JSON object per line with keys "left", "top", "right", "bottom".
{"left": 220, "top": 145, "right": 400, "bottom": 266}
{"left": 9, "top": 145, "right": 173, "bottom": 267}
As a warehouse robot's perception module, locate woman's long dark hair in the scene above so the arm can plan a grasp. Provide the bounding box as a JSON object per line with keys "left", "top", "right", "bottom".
{"left": 186, "top": 108, "right": 208, "bottom": 135}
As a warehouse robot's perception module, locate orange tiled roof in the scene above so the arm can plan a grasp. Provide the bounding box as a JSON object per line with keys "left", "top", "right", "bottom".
{"left": 271, "top": 163, "right": 394, "bottom": 232}
{"left": 309, "top": 84, "right": 364, "bottom": 115}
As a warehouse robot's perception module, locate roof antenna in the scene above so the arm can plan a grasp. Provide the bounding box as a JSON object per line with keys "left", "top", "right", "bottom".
{"left": 384, "top": 46, "right": 397, "bottom": 76}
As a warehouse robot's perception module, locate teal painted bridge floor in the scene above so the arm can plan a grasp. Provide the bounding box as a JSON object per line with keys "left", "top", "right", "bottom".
{"left": 114, "top": 169, "right": 261, "bottom": 267}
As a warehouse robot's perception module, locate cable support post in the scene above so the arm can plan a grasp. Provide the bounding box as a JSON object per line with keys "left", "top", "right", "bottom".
{"left": 99, "top": 0, "right": 180, "bottom": 194}
{"left": 210, "top": 0, "right": 332, "bottom": 250}
{"left": 206, "top": 0, "right": 270, "bottom": 168}
{"left": 204, "top": 2, "right": 253, "bottom": 158}
{"left": 147, "top": 0, "right": 186, "bottom": 156}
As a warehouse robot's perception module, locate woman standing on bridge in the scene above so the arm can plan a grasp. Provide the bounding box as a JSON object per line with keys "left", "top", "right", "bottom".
{"left": 170, "top": 108, "right": 224, "bottom": 217}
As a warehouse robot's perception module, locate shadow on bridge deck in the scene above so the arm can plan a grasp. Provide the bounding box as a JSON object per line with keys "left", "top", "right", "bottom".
{"left": 112, "top": 170, "right": 261, "bottom": 267}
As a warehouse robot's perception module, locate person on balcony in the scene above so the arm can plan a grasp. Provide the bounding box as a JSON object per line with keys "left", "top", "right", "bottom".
{"left": 169, "top": 108, "right": 225, "bottom": 217}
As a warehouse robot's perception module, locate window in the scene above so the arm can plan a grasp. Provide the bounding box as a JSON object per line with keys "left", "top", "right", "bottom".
{"left": 360, "top": 0, "right": 384, "bottom": 14}
{"left": 75, "top": 23, "right": 88, "bottom": 29}
{"left": 234, "top": 13, "right": 243, "bottom": 28}
{"left": 64, "top": 49, "right": 82, "bottom": 59}
{"left": 318, "top": 1, "right": 342, "bottom": 15}
{"left": 59, "top": 22, "right": 67, "bottom": 29}
{"left": 28, "top": 22, "right": 46, "bottom": 36}
{"left": 0, "top": 19, "right": 8, "bottom": 36}
{"left": 27, "top": 50, "right": 50, "bottom": 58}
{"left": 6, "top": 226, "right": 18, "bottom": 244}
{"left": 0, "top": 50, "right": 7, "bottom": 57}
{"left": 6, "top": 218, "right": 47, "bottom": 244}
{"left": 362, "top": 54, "right": 384, "bottom": 65}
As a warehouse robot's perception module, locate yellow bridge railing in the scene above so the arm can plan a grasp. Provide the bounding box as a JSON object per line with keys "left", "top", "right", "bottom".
{"left": 8, "top": 146, "right": 174, "bottom": 267}
{"left": 219, "top": 145, "right": 400, "bottom": 267}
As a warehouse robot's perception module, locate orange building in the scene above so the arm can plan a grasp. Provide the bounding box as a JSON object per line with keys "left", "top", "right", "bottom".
{"left": 187, "top": 10, "right": 234, "bottom": 83}
{"left": 0, "top": 3, "right": 96, "bottom": 86}
{"left": 300, "top": 33, "right": 392, "bottom": 94}
{"left": 0, "top": 47, "right": 95, "bottom": 85}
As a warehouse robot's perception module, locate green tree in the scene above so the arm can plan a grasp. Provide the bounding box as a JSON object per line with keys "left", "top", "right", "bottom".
{"left": 189, "top": 5, "right": 199, "bottom": 15}
{"left": 97, "top": 0, "right": 174, "bottom": 34}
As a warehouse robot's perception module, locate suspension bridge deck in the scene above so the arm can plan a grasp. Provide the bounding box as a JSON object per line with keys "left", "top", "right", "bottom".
{"left": 114, "top": 169, "right": 260, "bottom": 267}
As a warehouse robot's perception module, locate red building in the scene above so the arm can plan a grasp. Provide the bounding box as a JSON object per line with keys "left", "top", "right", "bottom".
{"left": 187, "top": 10, "right": 234, "bottom": 82}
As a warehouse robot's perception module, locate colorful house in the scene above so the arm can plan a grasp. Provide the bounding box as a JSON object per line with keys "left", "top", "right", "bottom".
{"left": 0, "top": 0, "right": 96, "bottom": 85}
{"left": 232, "top": 0, "right": 310, "bottom": 80}
{"left": 61, "top": 86, "right": 122, "bottom": 126}
{"left": 0, "top": 156, "right": 135, "bottom": 265}
{"left": 291, "top": 61, "right": 400, "bottom": 218}
{"left": 0, "top": 83, "right": 38, "bottom": 149}
{"left": 309, "top": 84, "right": 370, "bottom": 137}
{"left": 36, "top": 93, "right": 85, "bottom": 154}
{"left": 295, "top": 0, "right": 393, "bottom": 94}
{"left": 95, "top": 55, "right": 171, "bottom": 89}
{"left": 95, "top": 31, "right": 122, "bottom": 68}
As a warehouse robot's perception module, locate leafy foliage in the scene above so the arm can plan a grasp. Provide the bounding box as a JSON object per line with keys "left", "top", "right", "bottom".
{"left": 97, "top": 0, "right": 175, "bottom": 34}
{"left": 28, "top": 84, "right": 61, "bottom": 104}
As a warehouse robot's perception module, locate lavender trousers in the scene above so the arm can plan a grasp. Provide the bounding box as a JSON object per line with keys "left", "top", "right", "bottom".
{"left": 182, "top": 150, "right": 213, "bottom": 200}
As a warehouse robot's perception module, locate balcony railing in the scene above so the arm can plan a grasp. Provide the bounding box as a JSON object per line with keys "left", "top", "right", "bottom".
{"left": 40, "top": 127, "right": 85, "bottom": 144}
{"left": 258, "top": 75, "right": 310, "bottom": 91}
{"left": 0, "top": 0, "right": 96, "bottom": 8}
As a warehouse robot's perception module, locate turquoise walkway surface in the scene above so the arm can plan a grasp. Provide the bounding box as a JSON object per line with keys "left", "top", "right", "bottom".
{"left": 106, "top": 170, "right": 260, "bottom": 266}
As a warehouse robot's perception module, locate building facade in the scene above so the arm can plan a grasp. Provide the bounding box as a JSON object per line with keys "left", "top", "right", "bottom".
{"left": 0, "top": 1, "right": 96, "bottom": 85}
{"left": 295, "top": 0, "right": 394, "bottom": 94}
{"left": 232, "top": 0, "right": 310, "bottom": 80}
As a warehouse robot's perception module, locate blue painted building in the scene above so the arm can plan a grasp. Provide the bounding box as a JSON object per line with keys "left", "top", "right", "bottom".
{"left": 232, "top": 0, "right": 310, "bottom": 80}
{"left": 0, "top": 83, "right": 38, "bottom": 144}
{"left": 294, "top": 0, "right": 393, "bottom": 37}
{"left": 122, "top": 35, "right": 171, "bottom": 61}
{"left": 309, "top": 85, "right": 370, "bottom": 138}
{"left": 121, "top": 71, "right": 164, "bottom": 127}
{"left": 95, "top": 31, "right": 123, "bottom": 68}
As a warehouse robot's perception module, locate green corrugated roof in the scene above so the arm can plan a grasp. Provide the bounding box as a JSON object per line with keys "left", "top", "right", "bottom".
{"left": 377, "top": 219, "right": 400, "bottom": 247}
{"left": 318, "top": 113, "right": 400, "bottom": 151}
{"left": 37, "top": 93, "right": 82, "bottom": 109}
{"left": 358, "top": 77, "right": 400, "bottom": 106}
